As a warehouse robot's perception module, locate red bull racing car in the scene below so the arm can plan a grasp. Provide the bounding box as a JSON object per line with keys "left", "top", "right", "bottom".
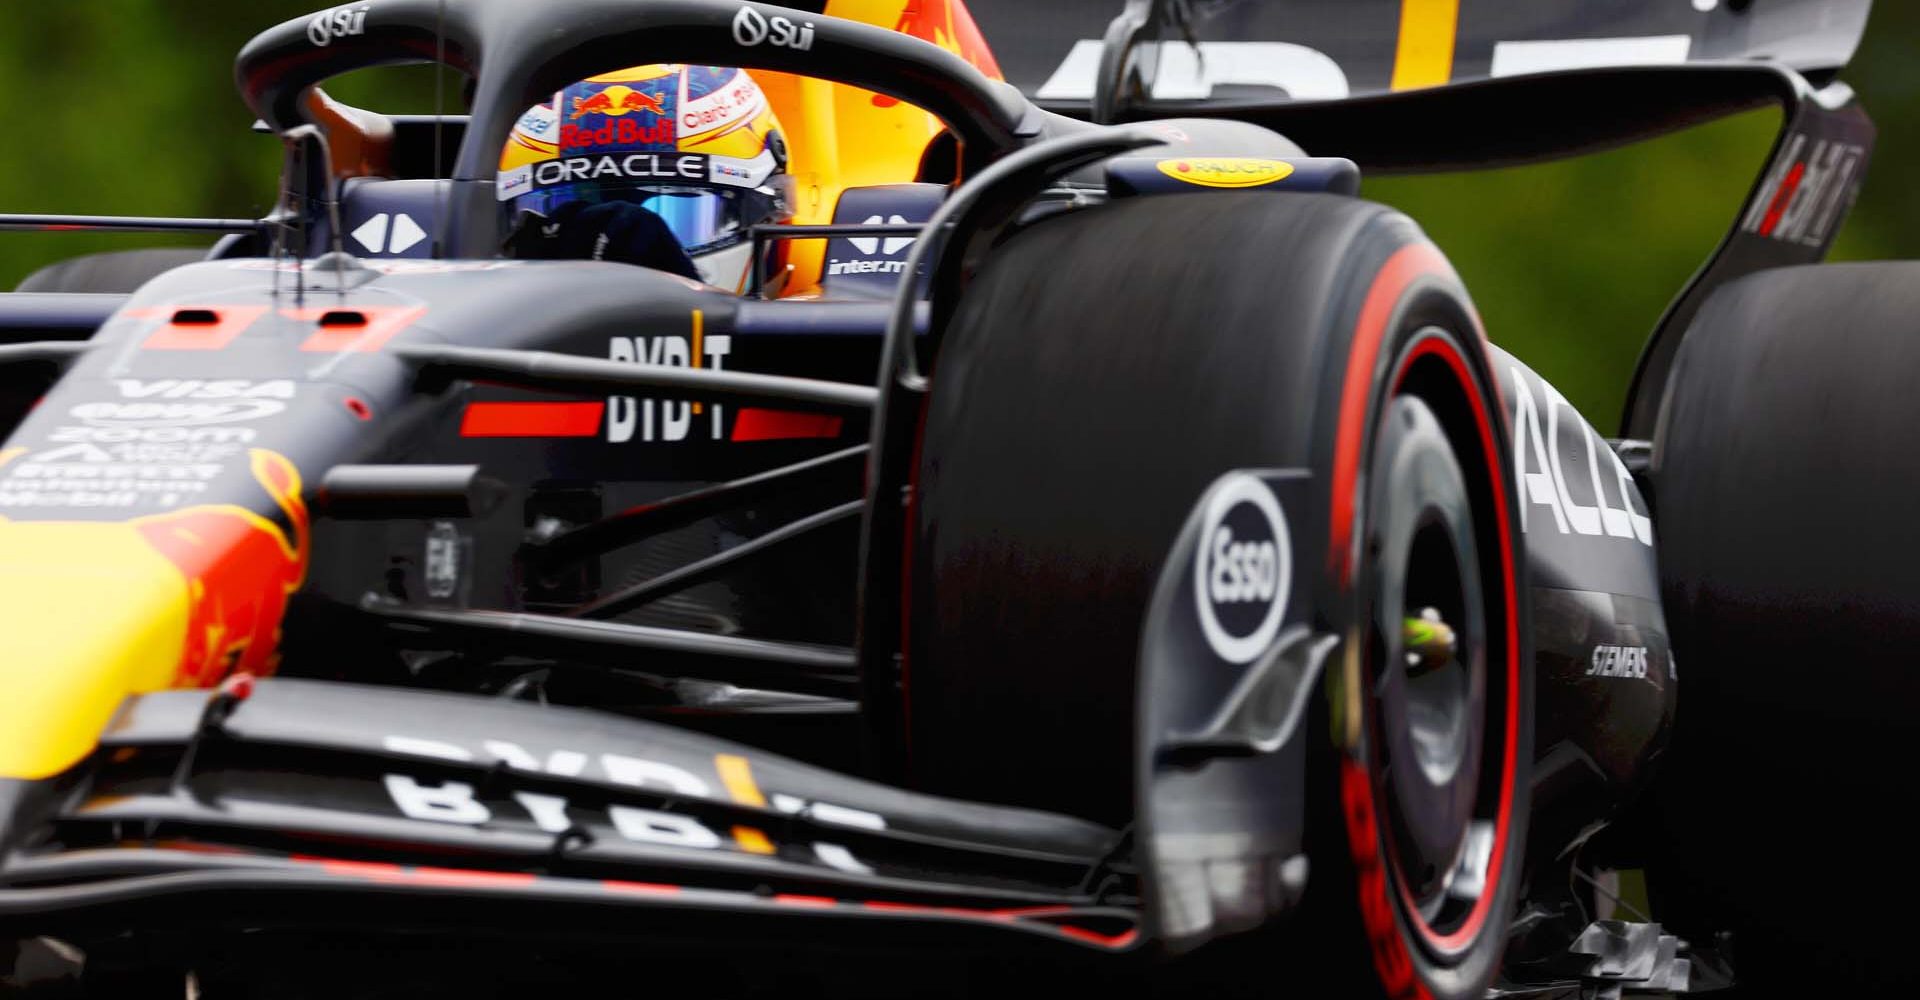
{"left": 1, "top": 0, "right": 1915, "bottom": 996}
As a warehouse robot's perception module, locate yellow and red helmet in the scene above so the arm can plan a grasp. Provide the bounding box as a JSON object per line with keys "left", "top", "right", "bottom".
{"left": 500, "top": 64, "right": 792, "bottom": 285}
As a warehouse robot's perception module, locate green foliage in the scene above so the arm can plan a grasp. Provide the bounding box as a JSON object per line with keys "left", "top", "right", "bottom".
{"left": 1366, "top": 110, "right": 1778, "bottom": 423}
{"left": 0, "top": 2, "right": 439, "bottom": 288}
{"left": 2, "top": 2, "right": 1917, "bottom": 430}
{"left": 1369, "top": 3, "right": 1920, "bottom": 424}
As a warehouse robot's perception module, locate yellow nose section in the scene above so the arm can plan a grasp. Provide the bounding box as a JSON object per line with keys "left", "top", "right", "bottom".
{"left": 0, "top": 521, "right": 190, "bottom": 780}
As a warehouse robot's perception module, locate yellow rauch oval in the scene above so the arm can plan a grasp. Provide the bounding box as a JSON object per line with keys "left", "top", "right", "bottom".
{"left": 1156, "top": 158, "right": 1296, "bottom": 189}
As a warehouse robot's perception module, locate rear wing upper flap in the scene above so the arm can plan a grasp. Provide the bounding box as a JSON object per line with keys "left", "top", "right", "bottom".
{"left": 962, "top": 0, "right": 1871, "bottom": 168}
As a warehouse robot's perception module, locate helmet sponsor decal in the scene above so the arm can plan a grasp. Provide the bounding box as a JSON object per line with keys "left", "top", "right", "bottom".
{"left": 677, "top": 74, "right": 769, "bottom": 142}
{"left": 496, "top": 165, "right": 534, "bottom": 201}
{"left": 515, "top": 104, "right": 558, "bottom": 140}
{"left": 707, "top": 149, "right": 778, "bottom": 188}
{"left": 1156, "top": 158, "right": 1296, "bottom": 189}
{"left": 1194, "top": 473, "right": 1292, "bottom": 664}
{"left": 560, "top": 115, "right": 676, "bottom": 154}
{"left": 527, "top": 152, "right": 708, "bottom": 193}
{"left": 570, "top": 84, "right": 667, "bottom": 120}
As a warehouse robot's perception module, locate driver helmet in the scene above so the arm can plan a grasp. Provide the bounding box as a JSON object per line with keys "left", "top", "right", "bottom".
{"left": 499, "top": 64, "right": 793, "bottom": 289}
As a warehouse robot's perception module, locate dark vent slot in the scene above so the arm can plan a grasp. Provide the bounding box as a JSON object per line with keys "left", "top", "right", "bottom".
{"left": 318, "top": 311, "right": 367, "bottom": 327}
{"left": 169, "top": 309, "right": 219, "bottom": 325}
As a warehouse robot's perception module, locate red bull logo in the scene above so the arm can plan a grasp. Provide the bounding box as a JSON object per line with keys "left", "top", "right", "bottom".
{"left": 561, "top": 117, "right": 676, "bottom": 152}
{"left": 570, "top": 85, "right": 668, "bottom": 120}
{"left": 132, "top": 450, "right": 310, "bottom": 685}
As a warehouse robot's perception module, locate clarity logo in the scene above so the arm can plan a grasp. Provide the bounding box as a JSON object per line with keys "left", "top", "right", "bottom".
{"left": 849, "top": 215, "right": 914, "bottom": 256}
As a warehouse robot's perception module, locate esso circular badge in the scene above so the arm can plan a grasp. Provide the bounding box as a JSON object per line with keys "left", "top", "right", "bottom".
{"left": 1194, "top": 474, "right": 1292, "bottom": 663}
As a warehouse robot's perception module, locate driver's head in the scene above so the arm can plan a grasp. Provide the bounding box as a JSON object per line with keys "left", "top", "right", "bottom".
{"left": 499, "top": 64, "right": 793, "bottom": 289}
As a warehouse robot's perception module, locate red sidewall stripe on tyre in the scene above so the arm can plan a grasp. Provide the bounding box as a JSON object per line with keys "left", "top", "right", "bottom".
{"left": 1386, "top": 336, "right": 1519, "bottom": 954}
{"left": 1329, "top": 243, "right": 1521, "bottom": 993}
{"left": 1330, "top": 243, "right": 1446, "bottom": 584}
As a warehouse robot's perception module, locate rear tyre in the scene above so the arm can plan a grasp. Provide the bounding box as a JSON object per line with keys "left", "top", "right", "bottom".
{"left": 1650, "top": 262, "right": 1920, "bottom": 990}
{"left": 13, "top": 248, "right": 208, "bottom": 293}
{"left": 905, "top": 192, "right": 1529, "bottom": 998}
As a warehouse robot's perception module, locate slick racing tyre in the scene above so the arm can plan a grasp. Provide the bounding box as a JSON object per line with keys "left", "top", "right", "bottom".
{"left": 906, "top": 191, "right": 1530, "bottom": 998}
{"left": 1649, "top": 262, "right": 1920, "bottom": 990}
{"left": 13, "top": 248, "right": 208, "bottom": 293}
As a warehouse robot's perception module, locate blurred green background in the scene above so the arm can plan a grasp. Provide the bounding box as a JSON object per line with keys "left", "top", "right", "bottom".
{"left": 0, "top": 3, "right": 1915, "bottom": 426}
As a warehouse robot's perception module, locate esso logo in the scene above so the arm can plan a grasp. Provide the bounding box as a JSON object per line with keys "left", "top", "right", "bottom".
{"left": 1193, "top": 474, "right": 1292, "bottom": 663}
{"left": 1210, "top": 528, "right": 1279, "bottom": 604}
{"left": 732, "top": 5, "right": 814, "bottom": 50}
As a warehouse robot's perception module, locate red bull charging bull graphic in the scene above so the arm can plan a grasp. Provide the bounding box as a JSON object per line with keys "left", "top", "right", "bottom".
{"left": 0, "top": 444, "right": 312, "bottom": 779}
{"left": 132, "top": 449, "right": 311, "bottom": 685}
{"left": 889, "top": 0, "right": 1002, "bottom": 78}
{"left": 558, "top": 75, "right": 683, "bottom": 153}
{"left": 570, "top": 84, "right": 669, "bottom": 119}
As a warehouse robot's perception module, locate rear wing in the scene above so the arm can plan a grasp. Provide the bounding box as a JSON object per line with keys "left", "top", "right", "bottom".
{"left": 977, "top": 0, "right": 1871, "bottom": 98}
{"left": 966, "top": 0, "right": 1870, "bottom": 165}
{"left": 958, "top": 0, "right": 1875, "bottom": 438}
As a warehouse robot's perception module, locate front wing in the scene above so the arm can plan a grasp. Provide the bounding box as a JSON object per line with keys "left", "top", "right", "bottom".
{"left": 0, "top": 678, "right": 1139, "bottom": 955}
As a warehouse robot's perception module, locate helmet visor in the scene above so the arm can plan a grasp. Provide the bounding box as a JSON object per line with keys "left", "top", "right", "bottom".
{"left": 637, "top": 189, "right": 742, "bottom": 255}
{"left": 508, "top": 177, "right": 791, "bottom": 257}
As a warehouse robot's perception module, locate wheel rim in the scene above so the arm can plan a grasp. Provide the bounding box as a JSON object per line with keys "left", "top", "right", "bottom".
{"left": 1330, "top": 252, "right": 1526, "bottom": 996}
{"left": 1366, "top": 389, "right": 1490, "bottom": 941}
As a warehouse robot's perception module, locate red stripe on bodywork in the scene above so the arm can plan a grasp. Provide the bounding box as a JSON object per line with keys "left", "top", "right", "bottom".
{"left": 407, "top": 866, "right": 538, "bottom": 888}
{"left": 601, "top": 880, "right": 682, "bottom": 896}
{"left": 1327, "top": 242, "right": 1454, "bottom": 583}
{"left": 141, "top": 305, "right": 270, "bottom": 351}
{"left": 859, "top": 900, "right": 927, "bottom": 913}
{"left": 772, "top": 893, "right": 840, "bottom": 909}
{"left": 296, "top": 856, "right": 532, "bottom": 888}
{"left": 460, "top": 401, "right": 605, "bottom": 438}
{"left": 286, "top": 304, "right": 428, "bottom": 353}
{"left": 730, "top": 408, "right": 844, "bottom": 441}
{"left": 1758, "top": 162, "right": 1806, "bottom": 237}
{"left": 282, "top": 852, "right": 1139, "bottom": 951}
{"left": 295, "top": 856, "right": 411, "bottom": 882}
{"left": 1051, "top": 925, "right": 1140, "bottom": 949}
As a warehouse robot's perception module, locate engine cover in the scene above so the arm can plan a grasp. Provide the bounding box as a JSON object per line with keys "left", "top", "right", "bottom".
{"left": 1491, "top": 347, "right": 1674, "bottom": 833}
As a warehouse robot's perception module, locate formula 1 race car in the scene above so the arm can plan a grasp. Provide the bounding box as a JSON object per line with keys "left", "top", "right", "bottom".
{"left": 0, "top": 0, "right": 1913, "bottom": 996}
